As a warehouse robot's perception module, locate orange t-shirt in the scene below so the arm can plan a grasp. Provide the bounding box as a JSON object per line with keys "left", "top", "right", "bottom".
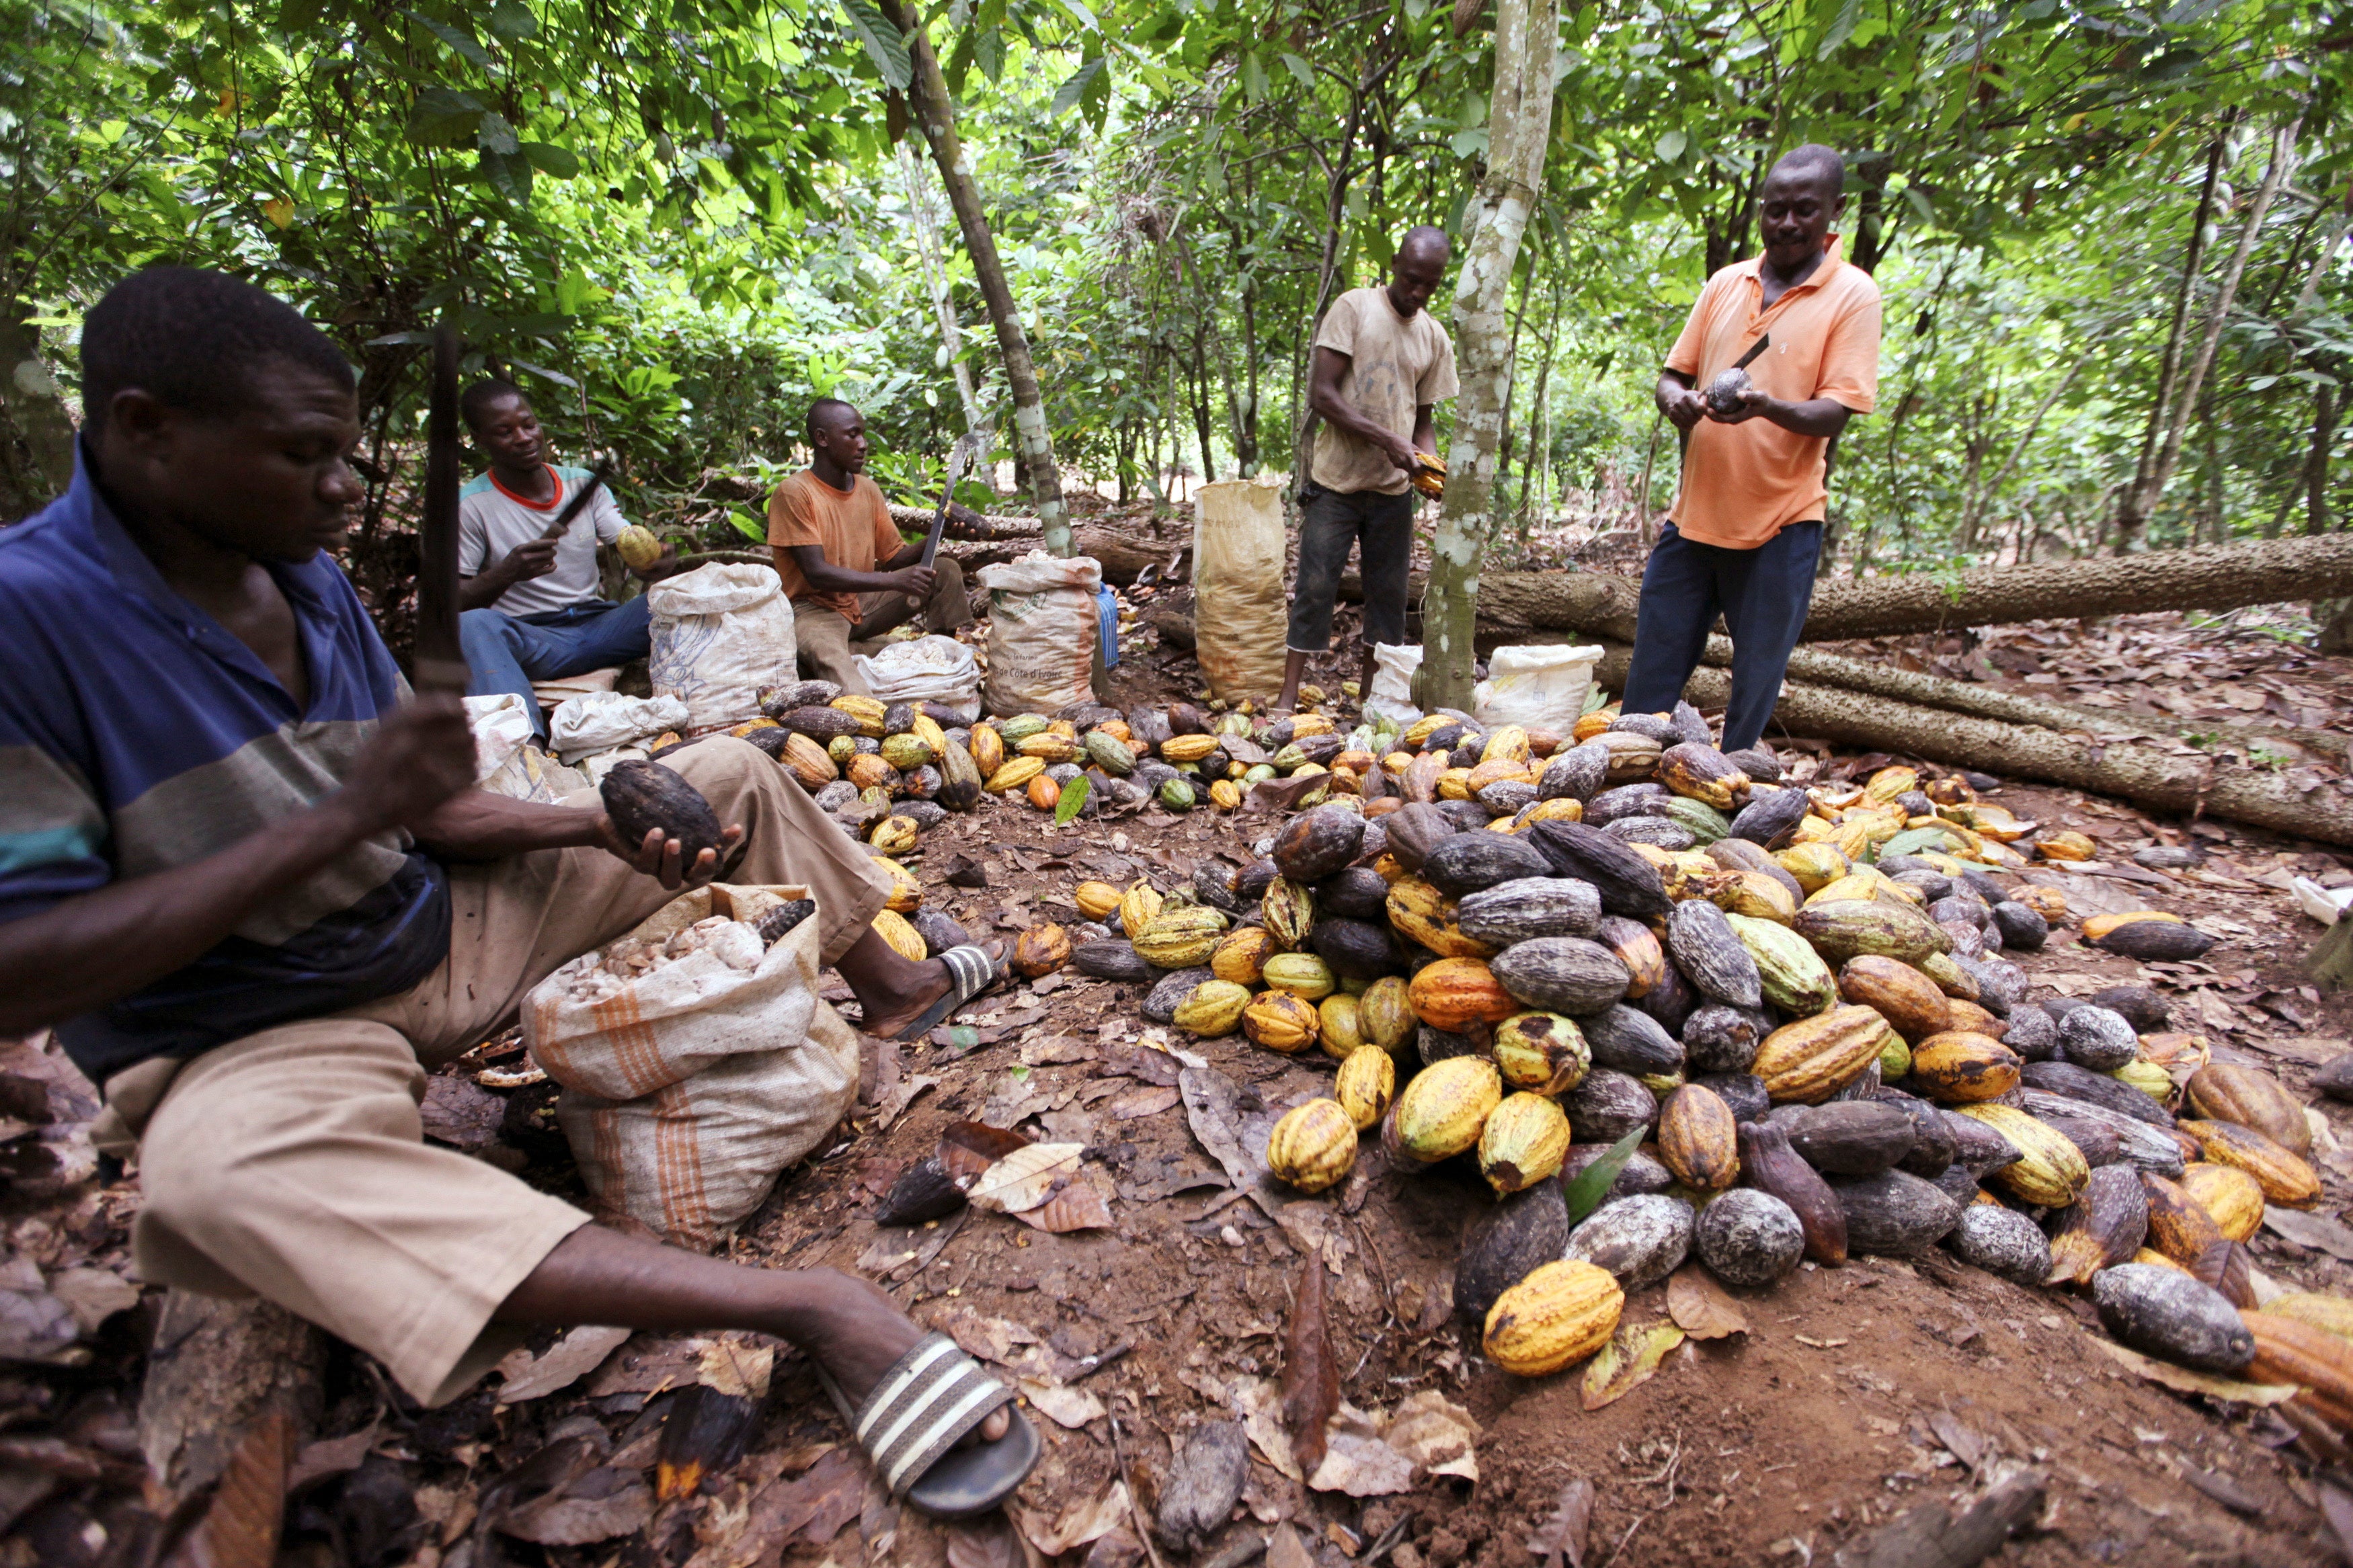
{"left": 766, "top": 470, "right": 906, "bottom": 622}
{"left": 1664, "top": 237, "right": 1882, "bottom": 549}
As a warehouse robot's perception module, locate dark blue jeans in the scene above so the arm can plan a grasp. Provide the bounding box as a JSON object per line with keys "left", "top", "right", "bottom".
{"left": 460, "top": 597, "right": 653, "bottom": 738}
{"left": 1621, "top": 521, "right": 1821, "bottom": 753}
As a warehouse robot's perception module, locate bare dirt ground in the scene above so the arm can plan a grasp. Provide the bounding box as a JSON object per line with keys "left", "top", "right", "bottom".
{"left": 6, "top": 573, "right": 2353, "bottom": 1568}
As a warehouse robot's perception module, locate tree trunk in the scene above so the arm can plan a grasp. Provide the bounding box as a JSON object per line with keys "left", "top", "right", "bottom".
{"left": 0, "top": 302, "right": 75, "bottom": 521}
{"left": 1587, "top": 644, "right": 2353, "bottom": 847}
{"left": 2307, "top": 380, "right": 2336, "bottom": 536}
{"left": 882, "top": 0, "right": 1070, "bottom": 554}
{"left": 1414, "top": 0, "right": 1558, "bottom": 712}
{"left": 897, "top": 142, "right": 993, "bottom": 489}
{"left": 2115, "top": 128, "right": 2229, "bottom": 553}
{"left": 1474, "top": 530, "right": 2353, "bottom": 643}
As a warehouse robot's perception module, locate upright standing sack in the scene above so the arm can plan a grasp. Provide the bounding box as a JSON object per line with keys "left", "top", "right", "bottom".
{"left": 647, "top": 564, "right": 798, "bottom": 735}
{"left": 1191, "top": 475, "right": 1289, "bottom": 702}
{"left": 978, "top": 551, "right": 1102, "bottom": 716}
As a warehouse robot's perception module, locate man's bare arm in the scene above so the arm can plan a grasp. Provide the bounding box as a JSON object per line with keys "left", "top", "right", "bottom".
{"left": 0, "top": 696, "right": 477, "bottom": 1038}
{"left": 413, "top": 786, "right": 745, "bottom": 888}
{"left": 1412, "top": 404, "right": 1437, "bottom": 458}
{"left": 1712, "top": 390, "right": 1854, "bottom": 438}
{"left": 773, "top": 543, "right": 930, "bottom": 598}
{"left": 1308, "top": 347, "right": 1418, "bottom": 474}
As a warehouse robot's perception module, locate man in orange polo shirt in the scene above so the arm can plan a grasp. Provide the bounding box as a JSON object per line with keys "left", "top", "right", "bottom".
{"left": 768, "top": 398, "right": 977, "bottom": 694}
{"left": 1622, "top": 144, "right": 1881, "bottom": 752}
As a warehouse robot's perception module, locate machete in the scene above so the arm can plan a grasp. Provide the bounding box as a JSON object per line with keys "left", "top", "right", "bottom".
{"left": 908, "top": 431, "right": 980, "bottom": 608}
{"left": 537, "top": 457, "right": 616, "bottom": 542}
{"left": 411, "top": 324, "right": 471, "bottom": 695}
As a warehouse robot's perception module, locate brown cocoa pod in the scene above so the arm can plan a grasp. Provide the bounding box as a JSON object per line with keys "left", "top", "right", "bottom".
{"left": 1739, "top": 1118, "right": 1847, "bottom": 1266}
{"left": 599, "top": 759, "right": 724, "bottom": 868}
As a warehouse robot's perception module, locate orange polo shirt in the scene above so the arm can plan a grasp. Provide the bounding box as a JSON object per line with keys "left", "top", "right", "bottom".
{"left": 1665, "top": 237, "right": 1882, "bottom": 548}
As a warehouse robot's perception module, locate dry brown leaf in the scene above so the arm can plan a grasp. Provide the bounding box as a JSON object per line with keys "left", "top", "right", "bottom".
{"left": 1011, "top": 1481, "right": 1130, "bottom": 1557}
{"left": 1010, "top": 1173, "right": 1115, "bottom": 1233}
{"left": 2084, "top": 1337, "right": 2299, "bottom": 1405}
{"left": 945, "top": 1512, "right": 1025, "bottom": 1568}
{"left": 966, "top": 1143, "right": 1086, "bottom": 1214}
{"left": 1526, "top": 1475, "right": 1595, "bottom": 1568}
{"left": 182, "top": 1409, "right": 292, "bottom": 1568}
{"left": 1665, "top": 1267, "right": 1747, "bottom": 1340}
{"left": 939, "top": 1120, "right": 1032, "bottom": 1185}
{"left": 1281, "top": 1252, "right": 1341, "bottom": 1477}
{"left": 497, "top": 1325, "right": 633, "bottom": 1403}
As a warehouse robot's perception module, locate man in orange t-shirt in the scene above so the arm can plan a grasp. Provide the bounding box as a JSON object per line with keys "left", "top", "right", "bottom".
{"left": 768, "top": 399, "right": 977, "bottom": 694}
{"left": 1622, "top": 144, "right": 1882, "bottom": 752}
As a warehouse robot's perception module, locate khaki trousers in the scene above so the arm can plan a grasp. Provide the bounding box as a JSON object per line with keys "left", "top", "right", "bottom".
{"left": 104, "top": 738, "right": 889, "bottom": 1406}
{"left": 793, "top": 558, "right": 970, "bottom": 695}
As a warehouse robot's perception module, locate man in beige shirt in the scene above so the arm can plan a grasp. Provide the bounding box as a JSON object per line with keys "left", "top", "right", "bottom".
{"left": 1279, "top": 226, "right": 1459, "bottom": 713}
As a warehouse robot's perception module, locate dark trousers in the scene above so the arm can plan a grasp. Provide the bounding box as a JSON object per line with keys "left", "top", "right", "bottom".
{"left": 1285, "top": 485, "right": 1415, "bottom": 653}
{"left": 1621, "top": 521, "right": 1821, "bottom": 753}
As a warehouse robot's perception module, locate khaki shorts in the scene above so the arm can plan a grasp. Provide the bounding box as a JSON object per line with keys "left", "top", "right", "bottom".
{"left": 793, "top": 558, "right": 970, "bottom": 694}
{"left": 101, "top": 737, "right": 889, "bottom": 1405}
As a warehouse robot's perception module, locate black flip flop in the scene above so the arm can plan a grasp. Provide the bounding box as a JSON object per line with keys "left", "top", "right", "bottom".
{"left": 817, "top": 1332, "right": 1041, "bottom": 1517}
{"left": 889, "top": 943, "right": 1006, "bottom": 1042}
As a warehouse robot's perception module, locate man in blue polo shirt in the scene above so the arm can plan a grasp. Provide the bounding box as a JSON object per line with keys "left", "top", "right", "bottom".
{"left": 0, "top": 270, "right": 1035, "bottom": 1510}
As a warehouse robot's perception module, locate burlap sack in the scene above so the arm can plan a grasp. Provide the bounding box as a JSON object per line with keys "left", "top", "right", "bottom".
{"left": 1192, "top": 476, "right": 1289, "bottom": 700}
{"left": 523, "top": 882, "right": 858, "bottom": 1245}
{"left": 978, "top": 551, "right": 1102, "bottom": 716}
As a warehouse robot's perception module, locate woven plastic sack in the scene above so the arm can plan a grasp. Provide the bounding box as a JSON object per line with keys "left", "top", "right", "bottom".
{"left": 852, "top": 633, "right": 982, "bottom": 724}
{"left": 1191, "top": 476, "right": 1288, "bottom": 701}
{"left": 523, "top": 882, "right": 859, "bottom": 1246}
{"left": 647, "top": 565, "right": 798, "bottom": 735}
{"left": 978, "top": 551, "right": 1101, "bottom": 716}
{"left": 547, "top": 692, "right": 690, "bottom": 764}
{"left": 1474, "top": 643, "right": 1605, "bottom": 732}
{"left": 1364, "top": 643, "right": 1425, "bottom": 728}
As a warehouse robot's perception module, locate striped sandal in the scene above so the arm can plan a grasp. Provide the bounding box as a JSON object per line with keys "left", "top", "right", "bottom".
{"left": 818, "top": 1332, "right": 1039, "bottom": 1517}
{"left": 888, "top": 942, "right": 1006, "bottom": 1042}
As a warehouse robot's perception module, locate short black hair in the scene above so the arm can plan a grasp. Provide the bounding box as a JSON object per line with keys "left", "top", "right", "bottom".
{"left": 80, "top": 267, "right": 353, "bottom": 427}
{"left": 807, "top": 397, "right": 857, "bottom": 438}
{"left": 1769, "top": 144, "right": 1845, "bottom": 198}
{"left": 463, "top": 377, "right": 530, "bottom": 431}
{"left": 1398, "top": 224, "right": 1451, "bottom": 263}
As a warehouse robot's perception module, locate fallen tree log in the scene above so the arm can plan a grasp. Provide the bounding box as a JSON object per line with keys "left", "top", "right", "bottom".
{"left": 1475, "top": 532, "right": 2353, "bottom": 645}
{"left": 139, "top": 1291, "right": 324, "bottom": 1500}
{"left": 1589, "top": 643, "right": 2353, "bottom": 848}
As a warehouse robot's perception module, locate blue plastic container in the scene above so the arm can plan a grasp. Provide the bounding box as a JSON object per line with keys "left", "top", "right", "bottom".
{"left": 1096, "top": 584, "right": 1121, "bottom": 670}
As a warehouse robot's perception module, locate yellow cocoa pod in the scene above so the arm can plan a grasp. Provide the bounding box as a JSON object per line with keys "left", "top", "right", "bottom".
{"left": 1173, "top": 979, "right": 1252, "bottom": 1037}
{"left": 1483, "top": 1260, "right": 1624, "bottom": 1377}
{"left": 1118, "top": 881, "right": 1165, "bottom": 940}
{"left": 1408, "top": 957, "right": 1518, "bottom": 1030}
{"left": 1016, "top": 732, "right": 1077, "bottom": 764}
{"left": 1478, "top": 1091, "right": 1570, "bottom": 1194}
{"left": 1437, "top": 768, "right": 1475, "bottom": 800}
{"left": 615, "top": 524, "right": 664, "bottom": 569}
{"left": 1161, "top": 734, "right": 1224, "bottom": 764}
{"left": 1262, "top": 952, "right": 1337, "bottom": 1001}
{"left": 1335, "top": 1046, "right": 1396, "bottom": 1130}
{"left": 1210, "top": 779, "right": 1242, "bottom": 811}
{"left": 1483, "top": 725, "right": 1531, "bottom": 764}
{"left": 2110, "top": 1060, "right": 2174, "bottom": 1102}
{"left": 1319, "top": 993, "right": 1366, "bottom": 1059}
{"left": 870, "top": 815, "right": 919, "bottom": 856}
{"left": 1243, "top": 989, "right": 1322, "bottom": 1054}
{"left": 1956, "top": 1104, "right": 2091, "bottom": 1208}
{"left": 1133, "top": 906, "right": 1230, "bottom": 968}
{"left": 1025, "top": 774, "right": 1061, "bottom": 811}
{"left": 2037, "top": 831, "right": 2096, "bottom": 862}
{"left": 1751, "top": 1005, "right": 1897, "bottom": 1104}
{"left": 830, "top": 694, "right": 887, "bottom": 737}
{"left": 2178, "top": 1161, "right": 2266, "bottom": 1243}
{"left": 1358, "top": 976, "right": 1417, "bottom": 1050}
{"left": 2178, "top": 1119, "right": 2321, "bottom": 1208}
{"left": 1266, "top": 1098, "right": 1358, "bottom": 1194}
{"left": 1394, "top": 1055, "right": 1501, "bottom": 1163}
{"left": 1074, "top": 881, "right": 1122, "bottom": 920}
{"left": 910, "top": 713, "right": 948, "bottom": 754}
{"left": 1013, "top": 923, "right": 1070, "bottom": 978}
{"left": 1211, "top": 926, "right": 1281, "bottom": 987}
{"left": 871, "top": 908, "right": 926, "bottom": 962}
{"left": 986, "top": 756, "right": 1045, "bottom": 792}
{"left": 969, "top": 725, "right": 1005, "bottom": 776}
{"left": 1494, "top": 1012, "right": 1590, "bottom": 1096}
{"left": 875, "top": 857, "right": 921, "bottom": 914}
{"left": 1863, "top": 765, "right": 1917, "bottom": 804}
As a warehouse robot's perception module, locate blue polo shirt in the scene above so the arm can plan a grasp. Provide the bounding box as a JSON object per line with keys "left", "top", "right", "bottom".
{"left": 0, "top": 452, "right": 450, "bottom": 1083}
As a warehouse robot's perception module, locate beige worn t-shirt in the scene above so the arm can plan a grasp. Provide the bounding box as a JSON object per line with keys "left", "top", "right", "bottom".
{"left": 1309, "top": 286, "right": 1460, "bottom": 495}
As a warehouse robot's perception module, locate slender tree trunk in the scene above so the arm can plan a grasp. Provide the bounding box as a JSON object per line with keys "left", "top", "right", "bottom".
{"left": 1414, "top": 0, "right": 1560, "bottom": 712}
{"left": 0, "top": 302, "right": 75, "bottom": 520}
{"left": 2308, "top": 380, "right": 2336, "bottom": 536}
{"left": 1956, "top": 349, "right": 2089, "bottom": 550}
{"left": 2114, "top": 128, "right": 2229, "bottom": 553}
{"left": 1519, "top": 272, "right": 1564, "bottom": 536}
{"left": 897, "top": 142, "right": 993, "bottom": 491}
{"left": 882, "top": 0, "right": 1069, "bottom": 552}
